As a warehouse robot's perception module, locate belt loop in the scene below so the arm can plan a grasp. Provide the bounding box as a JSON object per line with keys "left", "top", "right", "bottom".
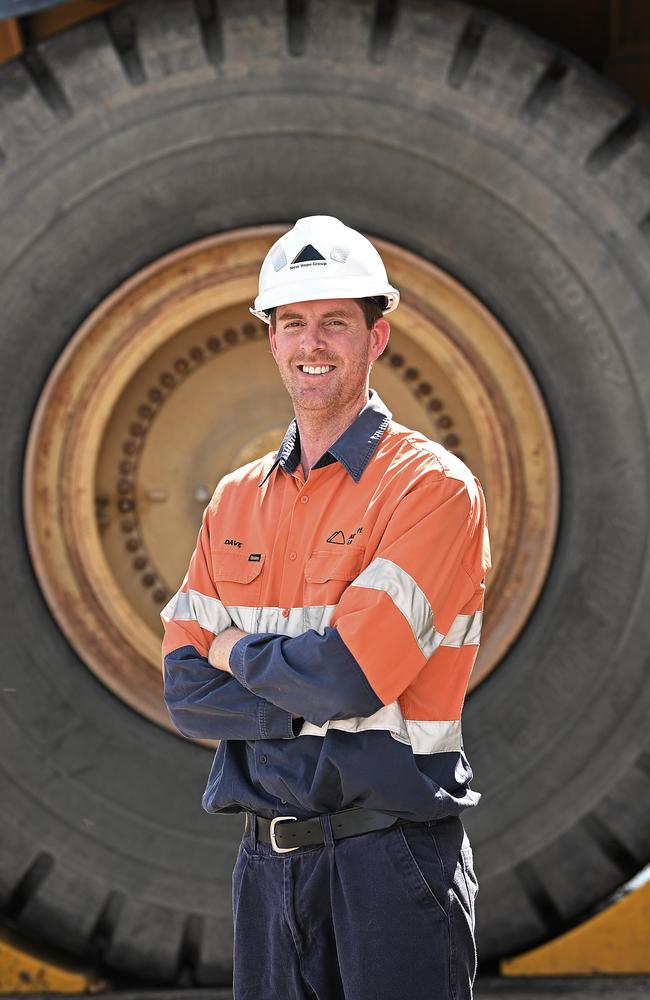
{"left": 319, "top": 812, "right": 335, "bottom": 849}
{"left": 246, "top": 811, "right": 257, "bottom": 848}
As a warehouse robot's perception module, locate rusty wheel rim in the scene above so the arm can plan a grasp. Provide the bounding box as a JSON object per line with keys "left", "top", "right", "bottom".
{"left": 24, "top": 226, "right": 559, "bottom": 730}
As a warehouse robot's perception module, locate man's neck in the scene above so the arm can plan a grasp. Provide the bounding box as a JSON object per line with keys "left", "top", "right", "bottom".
{"left": 296, "top": 392, "right": 369, "bottom": 478}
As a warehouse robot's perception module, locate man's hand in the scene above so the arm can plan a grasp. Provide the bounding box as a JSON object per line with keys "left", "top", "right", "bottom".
{"left": 208, "top": 627, "right": 247, "bottom": 674}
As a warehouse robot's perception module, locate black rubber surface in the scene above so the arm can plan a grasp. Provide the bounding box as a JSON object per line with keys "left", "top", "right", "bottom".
{"left": 1, "top": 0, "right": 649, "bottom": 983}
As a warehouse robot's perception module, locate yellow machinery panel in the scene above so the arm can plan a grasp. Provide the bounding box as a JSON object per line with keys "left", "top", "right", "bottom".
{"left": 502, "top": 880, "right": 650, "bottom": 976}
{"left": 0, "top": 929, "right": 103, "bottom": 995}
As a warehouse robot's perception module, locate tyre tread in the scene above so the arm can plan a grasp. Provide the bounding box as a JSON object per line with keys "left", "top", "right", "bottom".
{"left": 514, "top": 860, "right": 564, "bottom": 936}
{"left": 194, "top": 915, "right": 233, "bottom": 987}
{"left": 178, "top": 913, "right": 203, "bottom": 985}
{"left": 580, "top": 814, "right": 643, "bottom": 880}
{"left": 36, "top": 15, "right": 137, "bottom": 111}
{"left": 286, "top": 0, "right": 309, "bottom": 57}
{"left": 104, "top": 6, "right": 146, "bottom": 85}
{"left": 447, "top": 9, "right": 488, "bottom": 90}
{"left": 519, "top": 51, "right": 569, "bottom": 121}
{"left": 20, "top": 49, "right": 72, "bottom": 121}
{"left": 102, "top": 898, "right": 187, "bottom": 983}
{"left": 89, "top": 890, "right": 127, "bottom": 963}
{"left": 0, "top": 57, "right": 60, "bottom": 156}
{"left": 129, "top": 0, "right": 212, "bottom": 81}
{"left": 636, "top": 752, "right": 650, "bottom": 780}
{"left": 586, "top": 110, "right": 644, "bottom": 174}
{"left": 369, "top": 0, "right": 399, "bottom": 65}
{"left": 192, "top": 0, "right": 223, "bottom": 66}
{"left": 4, "top": 852, "right": 54, "bottom": 921}
{"left": 295, "top": 0, "right": 374, "bottom": 62}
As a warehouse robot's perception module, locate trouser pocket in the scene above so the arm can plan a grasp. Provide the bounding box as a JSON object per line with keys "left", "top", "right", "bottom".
{"left": 394, "top": 820, "right": 478, "bottom": 999}
{"left": 396, "top": 822, "right": 451, "bottom": 918}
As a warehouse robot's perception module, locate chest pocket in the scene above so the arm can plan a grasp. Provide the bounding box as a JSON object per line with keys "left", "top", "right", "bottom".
{"left": 304, "top": 548, "right": 365, "bottom": 607}
{"left": 211, "top": 550, "right": 265, "bottom": 609}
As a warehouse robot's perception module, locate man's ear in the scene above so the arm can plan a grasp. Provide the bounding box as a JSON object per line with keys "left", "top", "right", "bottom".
{"left": 268, "top": 323, "right": 278, "bottom": 361}
{"left": 370, "top": 317, "right": 390, "bottom": 362}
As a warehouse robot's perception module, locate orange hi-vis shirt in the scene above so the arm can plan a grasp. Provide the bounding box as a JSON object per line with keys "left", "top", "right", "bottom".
{"left": 162, "top": 391, "right": 491, "bottom": 821}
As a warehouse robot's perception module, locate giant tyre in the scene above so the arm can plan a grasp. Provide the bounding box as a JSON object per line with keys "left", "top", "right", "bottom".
{"left": 1, "top": 0, "right": 650, "bottom": 984}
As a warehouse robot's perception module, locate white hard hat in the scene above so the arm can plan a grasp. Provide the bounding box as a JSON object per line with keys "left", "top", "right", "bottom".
{"left": 250, "top": 216, "right": 400, "bottom": 323}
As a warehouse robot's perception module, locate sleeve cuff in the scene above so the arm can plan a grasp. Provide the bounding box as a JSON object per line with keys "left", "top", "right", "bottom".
{"left": 229, "top": 633, "right": 256, "bottom": 687}
{"left": 232, "top": 636, "right": 296, "bottom": 740}
{"left": 255, "top": 697, "right": 296, "bottom": 739}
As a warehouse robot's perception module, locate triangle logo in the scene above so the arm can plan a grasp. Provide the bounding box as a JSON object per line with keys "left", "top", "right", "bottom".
{"left": 292, "top": 244, "right": 326, "bottom": 264}
{"left": 327, "top": 530, "right": 347, "bottom": 545}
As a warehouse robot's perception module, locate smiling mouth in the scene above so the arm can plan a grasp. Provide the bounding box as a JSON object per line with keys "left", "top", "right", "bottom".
{"left": 297, "top": 364, "right": 336, "bottom": 375}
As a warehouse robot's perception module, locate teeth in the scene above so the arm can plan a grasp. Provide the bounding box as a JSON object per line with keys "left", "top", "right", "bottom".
{"left": 301, "top": 365, "right": 333, "bottom": 374}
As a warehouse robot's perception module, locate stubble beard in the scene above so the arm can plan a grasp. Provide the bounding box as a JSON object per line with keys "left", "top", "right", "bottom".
{"left": 281, "top": 354, "right": 371, "bottom": 417}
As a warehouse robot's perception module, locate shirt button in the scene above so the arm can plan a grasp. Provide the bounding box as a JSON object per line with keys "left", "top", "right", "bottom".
{"left": 259, "top": 755, "right": 268, "bottom": 764}
{"left": 289, "top": 552, "right": 297, "bottom": 561}
{"left": 300, "top": 496, "right": 309, "bottom": 504}
{"left": 282, "top": 608, "right": 290, "bottom": 618}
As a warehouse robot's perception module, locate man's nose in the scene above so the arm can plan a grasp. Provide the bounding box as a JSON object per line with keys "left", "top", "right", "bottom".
{"left": 299, "top": 322, "right": 328, "bottom": 349}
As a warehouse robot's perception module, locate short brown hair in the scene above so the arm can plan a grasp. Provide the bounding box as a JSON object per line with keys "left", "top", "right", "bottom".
{"left": 267, "top": 297, "right": 384, "bottom": 331}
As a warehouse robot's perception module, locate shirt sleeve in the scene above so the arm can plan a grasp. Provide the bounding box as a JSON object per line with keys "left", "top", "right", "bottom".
{"left": 161, "top": 501, "right": 297, "bottom": 741}
{"left": 229, "top": 472, "right": 491, "bottom": 726}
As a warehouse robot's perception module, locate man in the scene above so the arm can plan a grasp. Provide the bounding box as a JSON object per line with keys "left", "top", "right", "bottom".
{"left": 162, "top": 216, "right": 491, "bottom": 1000}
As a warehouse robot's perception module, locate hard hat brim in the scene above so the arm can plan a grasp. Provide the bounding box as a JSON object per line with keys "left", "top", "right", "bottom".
{"left": 250, "top": 282, "right": 400, "bottom": 324}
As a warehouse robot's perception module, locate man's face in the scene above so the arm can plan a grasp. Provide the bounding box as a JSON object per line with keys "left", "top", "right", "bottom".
{"left": 268, "top": 299, "right": 389, "bottom": 414}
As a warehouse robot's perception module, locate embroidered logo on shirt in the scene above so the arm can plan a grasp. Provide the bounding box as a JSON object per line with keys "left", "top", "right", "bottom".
{"left": 248, "top": 553, "right": 262, "bottom": 562}
{"left": 224, "top": 539, "right": 242, "bottom": 548}
{"left": 327, "top": 527, "right": 363, "bottom": 545}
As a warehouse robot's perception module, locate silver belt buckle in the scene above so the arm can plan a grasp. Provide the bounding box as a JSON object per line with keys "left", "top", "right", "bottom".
{"left": 270, "top": 815, "right": 299, "bottom": 853}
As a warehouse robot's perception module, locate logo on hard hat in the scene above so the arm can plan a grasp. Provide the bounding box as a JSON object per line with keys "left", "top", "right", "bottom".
{"left": 290, "top": 244, "right": 328, "bottom": 269}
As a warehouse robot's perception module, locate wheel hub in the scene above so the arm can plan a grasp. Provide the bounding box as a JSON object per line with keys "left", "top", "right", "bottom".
{"left": 24, "top": 226, "right": 559, "bottom": 730}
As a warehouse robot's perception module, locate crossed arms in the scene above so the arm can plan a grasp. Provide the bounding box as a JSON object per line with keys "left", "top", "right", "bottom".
{"left": 161, "top": 474, "right": 487, "bottom": 742}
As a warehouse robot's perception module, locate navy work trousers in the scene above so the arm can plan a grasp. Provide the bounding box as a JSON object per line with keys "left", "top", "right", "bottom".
{"left": 232, "top": 812, "right": 478, "bottom": 1000}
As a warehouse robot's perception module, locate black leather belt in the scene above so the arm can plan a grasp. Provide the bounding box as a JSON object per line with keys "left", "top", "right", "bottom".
{"left": 245, "top": 807, "right": 399, "bottom": 853}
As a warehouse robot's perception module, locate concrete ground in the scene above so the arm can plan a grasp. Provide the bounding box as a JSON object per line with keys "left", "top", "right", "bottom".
{"left": 477, "top": 977, "right": 650, "bottom": 998}
{"left": 12, "top": 980, "right": 646, "bottom": 999}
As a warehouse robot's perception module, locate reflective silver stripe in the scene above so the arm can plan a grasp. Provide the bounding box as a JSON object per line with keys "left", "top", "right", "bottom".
{"left": 225, "top": 604, "right": 336, "bottom": 637}
{"left": 161, "top": 589, "right": 231, "bottom": 635}
{"left": 224, "top": 605, "right": 259, "bottom": 634}
{"left": 441, "top": 610, "right": 482, "bottom": 648}
{"left": 162, "top": 589, "right": 478, "bottom": 654}
{"left": 351, "top": 557, "right": 443, "bottom": 658}
{"left": 162, "top": 595, "right": 336, "bottom": 639}
{"left": 402, "top": 719, "right": 462, "bottom": 754}
{"left": 298, "top": 701, "right": 462, "bottom": 755}
{"left": 299, "top": 701, "right": 404, "bottom": 739}
{"left": 302, "top": 604, "right": 337, "bottom": 635}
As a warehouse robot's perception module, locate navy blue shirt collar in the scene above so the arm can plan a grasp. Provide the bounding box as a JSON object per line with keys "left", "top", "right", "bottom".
{"left": 260, "top": 389, "right": 392, "bottom": 486}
